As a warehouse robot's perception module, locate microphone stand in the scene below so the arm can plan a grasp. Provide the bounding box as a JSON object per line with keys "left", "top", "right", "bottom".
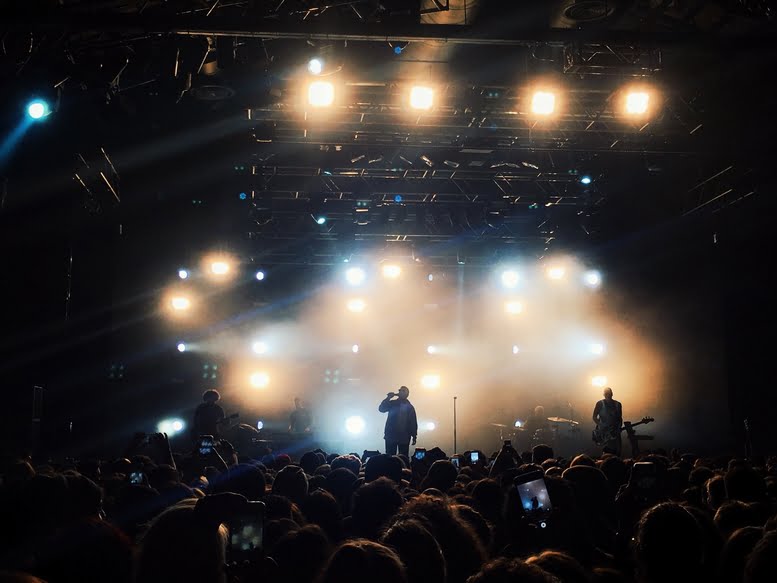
{"left": 453, "top": 396, "right": 458, "bottom": 455}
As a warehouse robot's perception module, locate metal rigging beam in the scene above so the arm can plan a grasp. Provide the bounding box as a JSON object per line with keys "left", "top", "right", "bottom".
{"left": 9, "top": 15, "right": 776, "bottom": 49}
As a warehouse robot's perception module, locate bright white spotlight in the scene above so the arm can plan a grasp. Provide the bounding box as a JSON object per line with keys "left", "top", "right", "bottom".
{"left": 177, "top": 342, "right": 187, "bottom": 353}
{"left": 514, "top": 419, "right": 524, "bottom": 428}
{"left": 255, "top": 270, "right": 266, "bottom": 281}
{"left": 421, "top": 374, "right": 440, "bottom": 389}
{"left": 409, "top": 85, "right": 434, "bottom": 110}
{"left": 345, "top": 267, "right": 366, "bottom": 286}
{"left": 157, "top": 418, "right": 186, "bottom": 436}
{"left": 307, "top": 58, "right": 323, "bottom": 75}
{"left": 346, "top": 298, "right": 366, "bottom": 313}
{"left": 501, "top": 269, "right": 520, "bottom": 289}
{"left": 580, "top": 175, "right": 593, "bottom": 185}
{"left": 345, "top": 416, "right": 366, "bottom": 435}
{"left": 250, "top": 372, "right": 270, "bottom": 389}
{"left": 252, "top": 341, "right": 268, "bottom": 355}
{"left": 308, "top": 81, "right": 335, "bottom": 107}
{"left": 427, "top": 345, "right": 437, "bottom": 355}
{"left": 425, "top": 421, "right": 436, "bottom": 431}
{"left": 591, "top": 375, "right": 608, "bottom": 388}
{"left": 531, "top": 91, "right": 556, "bottom": 115}
{"left": 211, "top": 261, "right": 230, "bottom": 275}
{"left": 584, "top": 270, "right": 602, "bottom": 288}
{"left": 625, "top": 91, "right": 650, "bottom": 115}
{"left": 171, "top": 296, "right": 191, "bottom": 311}
{"left": 505, "top": 301, "right": 523, "bottom": 315}
{"left": 352, "top": 344, "right": 360, "bottom": 353}
{"left": 26, "top": 100, "right": 49, "bottom": 120}
{"left": 382, "top": 264, "right": 402, "bottom": 279}
{"left": 546, "top": 266, "right": 566, "bottom": 280}
{"left": 589, "top": 343, "right": 606, "bottom": 356}
{"left": 257, "top": 420, "right": 264, "bottom": 430}
{"left": 178, "top": 269, "right": 189, "bottom": 280}
{"left": 512, "top": 345, "right": 520, "bottom": 355}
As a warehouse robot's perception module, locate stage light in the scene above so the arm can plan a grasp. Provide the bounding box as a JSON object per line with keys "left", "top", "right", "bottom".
{"left": 425, "top": 421, "right": 436, "bottom": 431}
{"left": 178, "top": 269, "right": 189, "bottom": 280}
{"left": 505, "top": 301, "right": 523, "bottom": 315}
{"left": 625, "top": 91, "right": 650, "bottom": 115}
{"left": 590, "top": 343, "right": 606, "bottom": 356}
{"left": 308, "top": 58, "right": 323, "bottom": 75}
{"left": 580, "top": 175, "right": 592, "bottom": 185}
{"left": 352, "top": 344, "right": 359, "bottom": 353}
{"left": 250, "top": 372, "right": 270, "bottom": 389}
{"left": 531, "top": 91, "right": 556, "bottom": 115}
{"left": 591, "top": 375, "right": 608, "bottom": 388}
{"left": 255, "top": 270, "right": 266, "bottom": 281}
{"left": 345, "top": 267, "right": 366, "bottom": 286}
{"left": 257, "top": 420, "right": 264, "bottom": 430}
{"left": 583, "top": 270, "right": 602, "bottom": 288}
{"left": 409, "top": 85, "right": 434, "bottom": 110}
{"left": 346, "top": 298, "right": 366, "bottom": 313}
{"left": 252, "top": 341, "right": 268, "bottom": 355}
{"left": 427, "top": 273, "right": 434, "bottom": 282}
{"left": 382, "top": 264, "right": 401, "bottom": 279}
{"left": 421, "top": 374, "right": 440, "bottom": 389}
{"left": 427, "top": 345, "right": 437, "bottom": 355}
{"left": 501, "top": 269, "right": 520, "bottom": 289}
{"left": 26, "top": 99, "right": 50, "bottom": 120}
{"left": 345, "top": 416, "right": 366, "bottom": 435}
{"left": 177, "top": 342, "right": 187, "bottom": 353}
{"left": 211, "top": 261, "right": 230, "bottom": 275}
{"left": 308, "top": 81, "right": 335, "bottom": 107}
{"left": 157, "top": 418, "right": 186, "bottom": 436}
{"left": 514, "top": 419, "right": 524, "bottom": 428}
{"left": 171, "top": 296, "right": 191, "bottom": 311}
{"left": 314, "top": 215, "right": 327, "bottom": 225}
{"left": 546, "top": 266, "right": 566, "bottom": 280}
{"left": 512, "top": 345, "right": 520, "bottom": 355}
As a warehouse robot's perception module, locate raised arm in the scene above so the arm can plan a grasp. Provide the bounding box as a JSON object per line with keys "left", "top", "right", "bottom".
{"left": 379, "top": 394, "right": 394, "bottom": 413}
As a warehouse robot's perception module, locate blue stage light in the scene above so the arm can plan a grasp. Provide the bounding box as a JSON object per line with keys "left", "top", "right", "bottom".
{"left": 580, "top": 175, "right": 592, "bottom": 185}
{"left": 26, "top": 100, "right": 50, "bottom": 120}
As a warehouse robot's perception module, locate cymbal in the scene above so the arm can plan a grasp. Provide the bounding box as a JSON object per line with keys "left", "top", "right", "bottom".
{"left": 490, "top": 423, "right": 509, "bottom": 428}
{"left": 547, "top": 416, "right": 579, "bottom": 425}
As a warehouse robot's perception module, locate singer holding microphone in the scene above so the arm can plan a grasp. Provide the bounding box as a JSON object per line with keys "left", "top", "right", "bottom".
{"left": 379, "top": 385, "right": 418, "bottom": 457}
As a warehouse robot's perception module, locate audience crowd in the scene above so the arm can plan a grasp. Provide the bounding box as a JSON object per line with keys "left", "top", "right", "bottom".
{"left": 1, "top": 432, "right": 777, "bottom": 583}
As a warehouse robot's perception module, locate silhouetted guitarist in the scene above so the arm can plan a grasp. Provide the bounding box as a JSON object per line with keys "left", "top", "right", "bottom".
{"left": 592, "top": 387, "right": 623, "bottom": 456}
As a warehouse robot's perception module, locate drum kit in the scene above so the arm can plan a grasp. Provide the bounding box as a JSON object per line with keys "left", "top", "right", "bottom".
{"left": 491, "top": 416, "right": 581, "bottom": 450}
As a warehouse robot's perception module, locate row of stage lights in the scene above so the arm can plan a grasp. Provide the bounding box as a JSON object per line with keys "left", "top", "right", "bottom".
{"left": 153, "top": 414, "right": 437, "bottom": 438}
{"left": 167, "top": 259, "right": 602, "bottom": 316}
{"left": 303, "top": 58, "right": 656, "bottom": 117}
{"left": 168, "top": 253, "right": 610, "bottom": 399}
{"left": 172, "top": 340, "right": 608, "bottom": 395}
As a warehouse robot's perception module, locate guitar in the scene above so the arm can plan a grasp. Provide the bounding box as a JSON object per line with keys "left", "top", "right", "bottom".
{"left": 592, "top": 416, "right": 654, "bottom": 445}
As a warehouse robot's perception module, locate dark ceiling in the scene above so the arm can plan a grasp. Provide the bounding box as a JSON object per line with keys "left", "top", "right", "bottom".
{"left": 1, "top": 0, "right": 776, "bottom": 266}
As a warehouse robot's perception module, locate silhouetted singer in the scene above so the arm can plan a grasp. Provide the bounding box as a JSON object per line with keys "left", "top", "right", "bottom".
{"left": 379, "top": 385, "right": 418, "bottom": 457}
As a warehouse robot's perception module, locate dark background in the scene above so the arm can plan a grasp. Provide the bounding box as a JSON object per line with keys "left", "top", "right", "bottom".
{"left": 1, "top": 0, "right": 776, "bottom": 458}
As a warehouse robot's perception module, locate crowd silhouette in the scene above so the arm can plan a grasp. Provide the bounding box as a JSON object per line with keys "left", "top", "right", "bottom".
{"left": 1, "top": 433, "right": 776, "bottom": 583}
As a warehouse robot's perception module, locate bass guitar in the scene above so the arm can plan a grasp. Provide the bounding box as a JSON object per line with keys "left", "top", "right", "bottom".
{"left": 592, "top": 416, "right": 654, "bottom": 445}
